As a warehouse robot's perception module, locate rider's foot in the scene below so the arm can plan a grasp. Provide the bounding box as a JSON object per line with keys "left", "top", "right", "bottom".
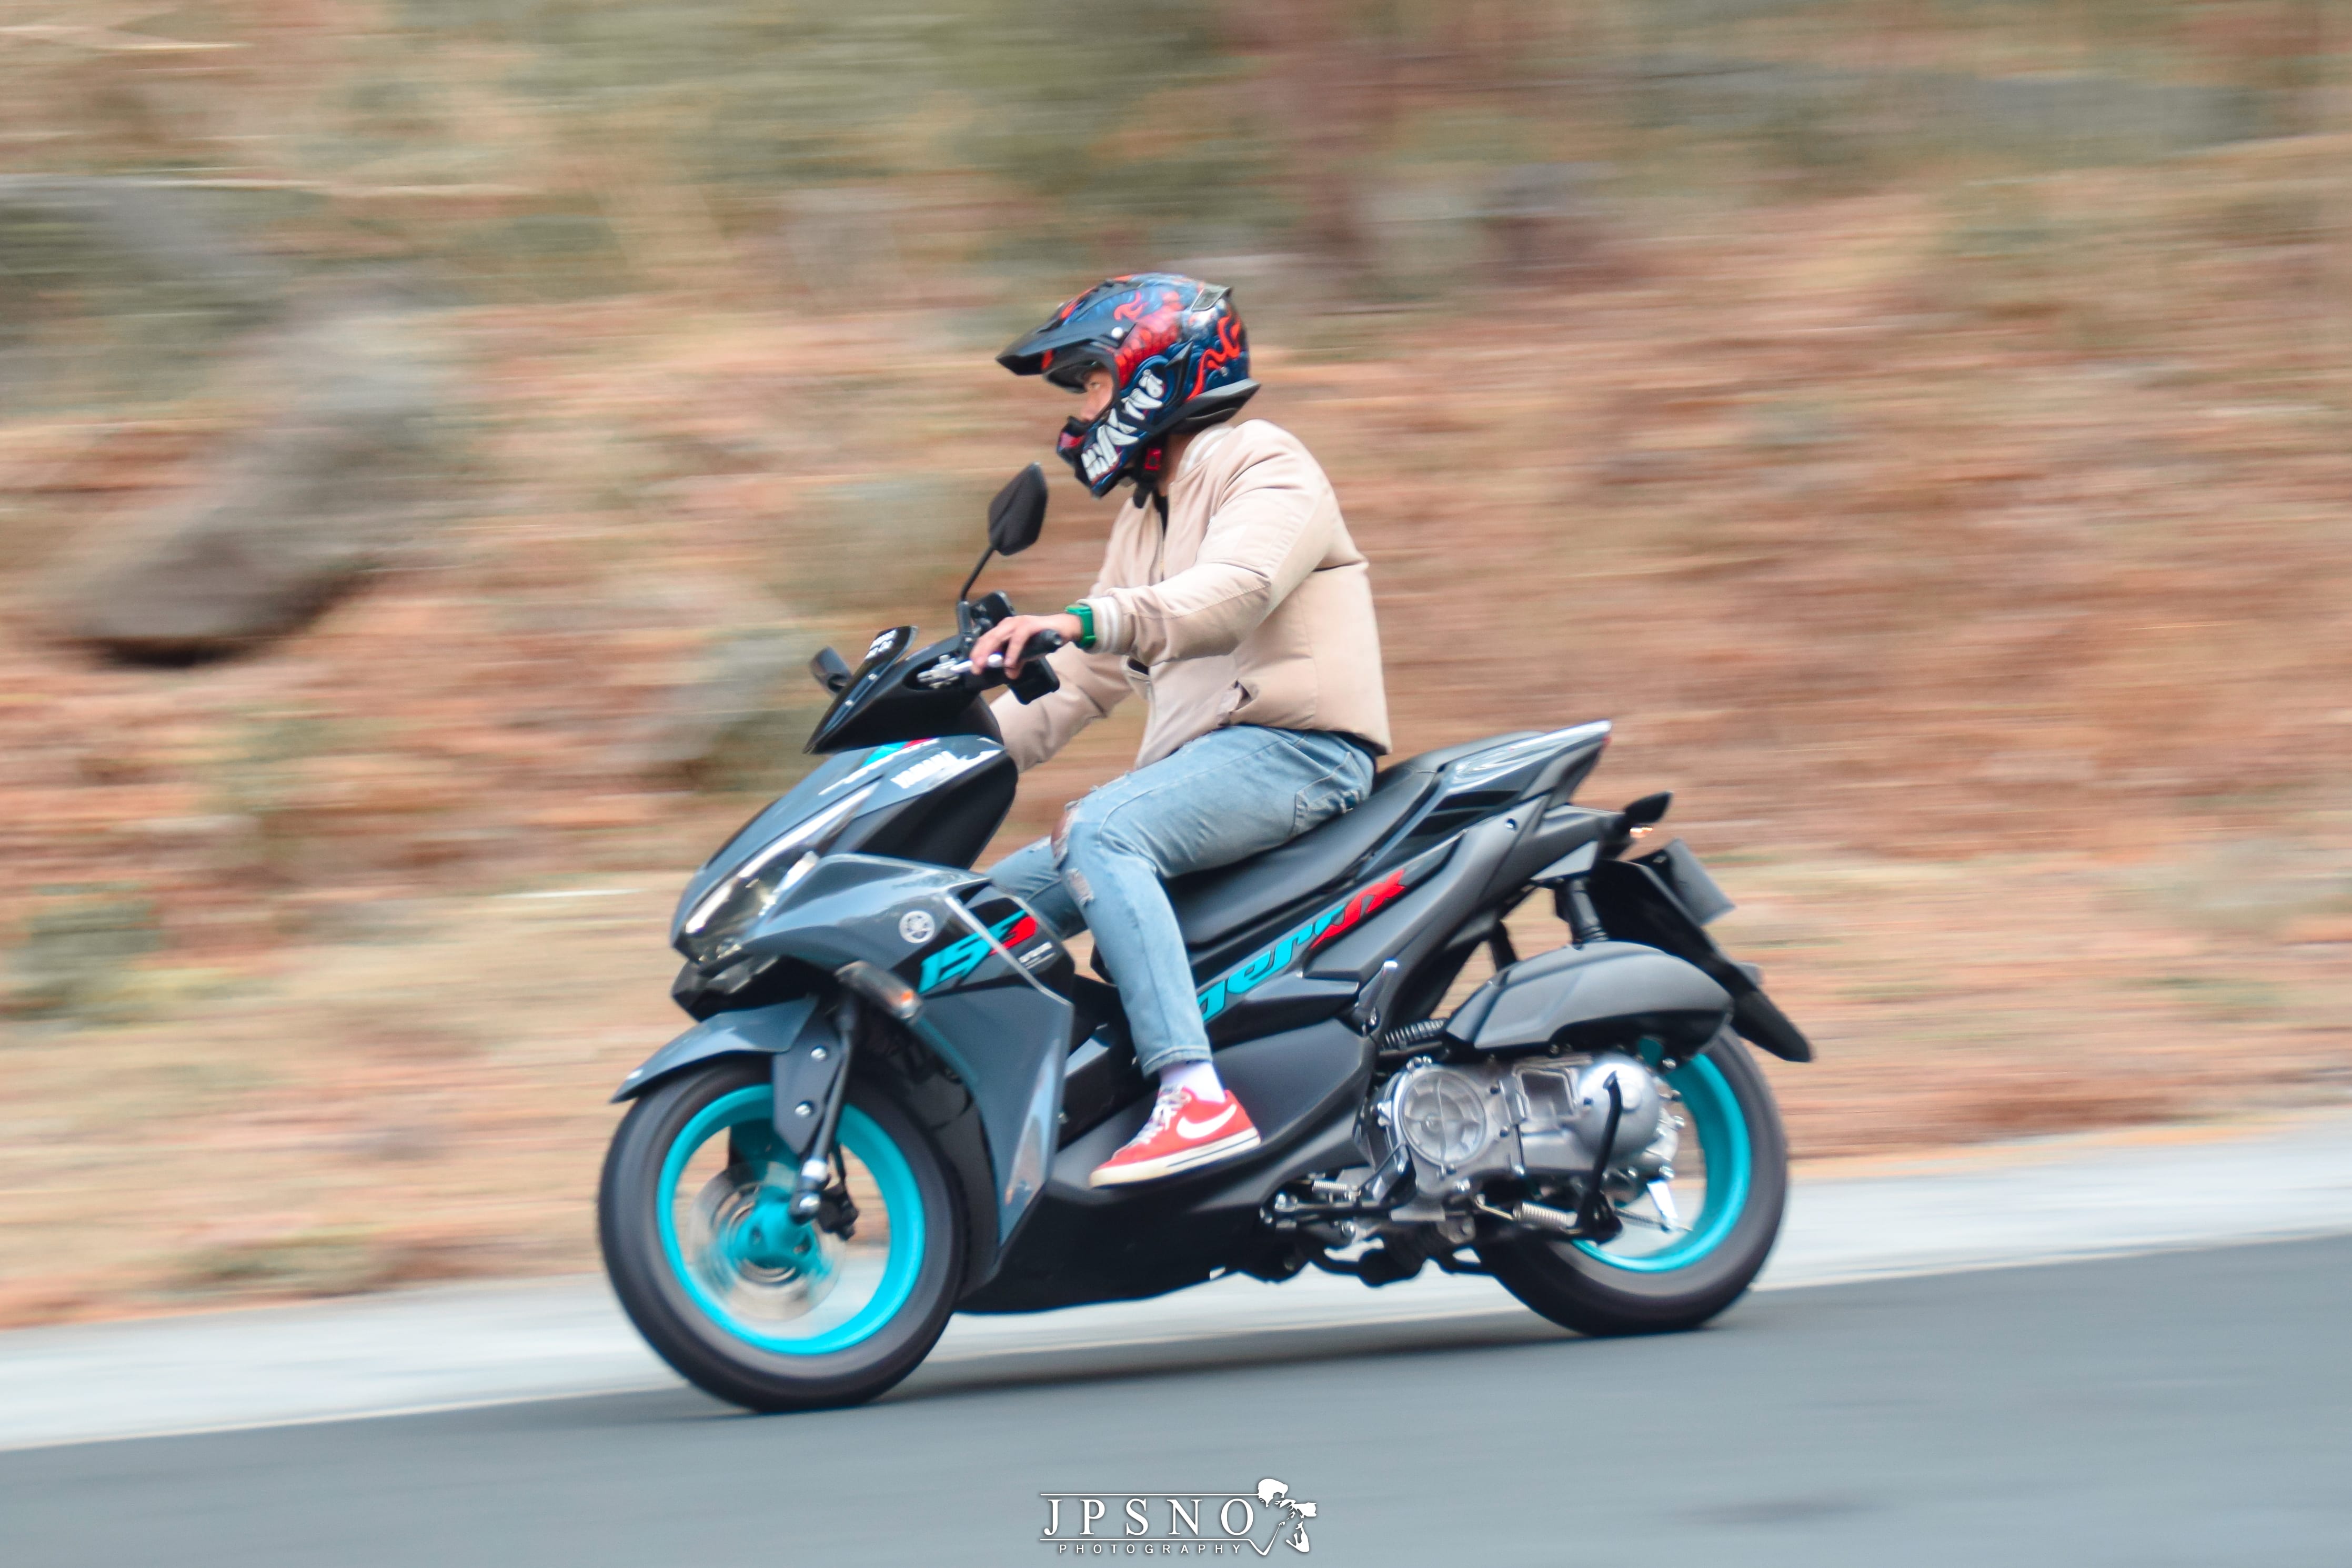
{"left": 1089, "top": 1086, "right": 1260, "bottom": 1188}
{"left": 1162, "top": 1058, "right": 1227, "bottom": 1102}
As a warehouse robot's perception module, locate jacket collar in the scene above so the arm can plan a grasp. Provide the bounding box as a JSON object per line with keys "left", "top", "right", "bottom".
{"left": 1174, "top": 423, "right": 1240, "bottom": 486}
{"left": 1125, "top": 424, "right": 1242, "bottom": 522}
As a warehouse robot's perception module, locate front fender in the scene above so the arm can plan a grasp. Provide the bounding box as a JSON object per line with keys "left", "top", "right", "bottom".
{"left": 607, "top": 997, "right": 1009, "bottom": 1299}
{"left": 610, "top": 997, "right": 822, "bottom": 1103}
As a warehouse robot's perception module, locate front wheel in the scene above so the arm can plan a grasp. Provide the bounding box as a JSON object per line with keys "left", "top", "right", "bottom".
{"left": 1480, "top": 1033, "right": 1787, "bottom": 1336}
{"left": 599, "top": 1058, "right": 963, "bottom": 1411}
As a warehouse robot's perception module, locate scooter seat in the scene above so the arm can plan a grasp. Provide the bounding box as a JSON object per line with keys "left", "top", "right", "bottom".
{"left": 1164, "top": 735, "right": 1531, "bottom": 950}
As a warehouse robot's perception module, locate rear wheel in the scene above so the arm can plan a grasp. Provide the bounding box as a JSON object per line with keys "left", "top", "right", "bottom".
{"left": 1480, "top": 1033, "right": 1786, "bottom": 1336}
{"left": 599, "top": 1058, "right": 962, "bottom": 1411}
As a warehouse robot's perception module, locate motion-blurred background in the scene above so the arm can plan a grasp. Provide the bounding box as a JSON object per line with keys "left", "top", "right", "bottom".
{"left": 2, "top": 1, "right": 2347, "bottom": 1326}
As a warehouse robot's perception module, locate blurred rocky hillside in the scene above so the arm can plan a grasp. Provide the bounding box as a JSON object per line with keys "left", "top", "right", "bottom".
{"left": 4, "top": 0, "right": 2347, "bottom": 1004}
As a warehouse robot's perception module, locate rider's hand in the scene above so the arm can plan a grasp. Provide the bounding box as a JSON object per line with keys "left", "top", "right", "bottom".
{"left": 970, "top": 612, "right": 1083, "bottom": 677}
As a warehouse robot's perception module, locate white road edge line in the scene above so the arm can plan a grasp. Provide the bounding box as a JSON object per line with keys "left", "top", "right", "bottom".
{"left": 5, "top": 1106, "right": 2349, "bottom": 1455}
{"left": 5, "top": 1223, "right": 2347, "bottom": 1456}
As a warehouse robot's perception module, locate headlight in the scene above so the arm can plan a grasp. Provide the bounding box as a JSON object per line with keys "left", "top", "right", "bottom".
{"left": 676, "top": 786, "right": 875, "bottom": 965}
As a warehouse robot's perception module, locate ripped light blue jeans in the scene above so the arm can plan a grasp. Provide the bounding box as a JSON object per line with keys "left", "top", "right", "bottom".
{"left": 989, "top": 726, "right": 1374, "bottom": 1076}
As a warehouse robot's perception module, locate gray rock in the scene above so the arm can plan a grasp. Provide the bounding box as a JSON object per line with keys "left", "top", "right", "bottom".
{"left": 0, "top": 175, "right": 287, "bottom": 320}
{"left": 66, "top": 297, "right": 449, "bottom": 662}
{"left": 1481, "top": 163, "right": 1613, "bottom": 280}
{"left": 0, "top": 176, "right": 290, "bottom": 412}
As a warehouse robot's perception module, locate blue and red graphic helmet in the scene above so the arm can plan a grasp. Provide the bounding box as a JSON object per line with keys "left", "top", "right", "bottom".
{"left": 998, "top": 273, "right": 1258, "bottom": 497}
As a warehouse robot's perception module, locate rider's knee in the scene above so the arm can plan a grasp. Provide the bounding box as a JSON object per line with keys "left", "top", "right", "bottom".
{"left": 1058, "top": 796, "right": 1154, "bottom": 871}
{"left": 1048, "top": 804, "right": 1095, "bottom": 904}
{"left": 1055, "top": 801, "right": 1157, "bottom": 910}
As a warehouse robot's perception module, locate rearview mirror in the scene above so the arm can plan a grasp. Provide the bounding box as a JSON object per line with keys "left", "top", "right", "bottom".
{"left": 987, "top": 464, "right": 1049, "bottom": 557}
{"left": 808, "top": 647, "right": 852, "bottom": 694}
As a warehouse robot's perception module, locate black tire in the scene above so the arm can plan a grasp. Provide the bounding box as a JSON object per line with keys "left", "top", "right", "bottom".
{"left": 1479, "top": 1034, "right": 1787, "bottom": 1337}
{"left": 598, "top": 1058, "right": 964, "bottom": 1412}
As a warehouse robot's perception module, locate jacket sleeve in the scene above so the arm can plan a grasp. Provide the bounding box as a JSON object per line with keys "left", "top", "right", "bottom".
{"left": 1081, "top": 441, "right": 1328, "bottom": 665}
{"left": 987, "top": 639, "right": 1131, "bottom": 772}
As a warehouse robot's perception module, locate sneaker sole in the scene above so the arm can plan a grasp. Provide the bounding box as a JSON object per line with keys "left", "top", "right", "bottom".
{"left": 1088, "top": 1127, "right": 1263, "bottom": 1188}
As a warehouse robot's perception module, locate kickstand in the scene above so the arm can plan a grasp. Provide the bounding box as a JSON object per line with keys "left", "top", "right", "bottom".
{"left": 1575, "top": 1073, "right": 1625, "bottom": 1242}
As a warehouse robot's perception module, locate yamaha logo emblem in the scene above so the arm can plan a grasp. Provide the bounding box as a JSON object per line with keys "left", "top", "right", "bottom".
{"left": 898, "top": 909, "right": 937, "bottom": 945}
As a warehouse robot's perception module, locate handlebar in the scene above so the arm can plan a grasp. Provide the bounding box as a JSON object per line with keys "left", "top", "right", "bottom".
{"left": 911, "top": 629, "right": 1064, "bottom": 704}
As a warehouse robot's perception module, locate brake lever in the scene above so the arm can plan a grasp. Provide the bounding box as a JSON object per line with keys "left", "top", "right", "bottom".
{"left": 914, "top": 657, "right": 975, "bottom": 690}
{"left": 914, "top": 629, "right": 1064, "bottom": 699}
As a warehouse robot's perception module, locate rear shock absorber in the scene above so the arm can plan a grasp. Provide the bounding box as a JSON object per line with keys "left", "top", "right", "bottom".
{"left": 1374, "top": 1018, "right": 1449, "bottom": 1061}
{"left": 1557, "top": 873, "right": 1609, "bottom": 947}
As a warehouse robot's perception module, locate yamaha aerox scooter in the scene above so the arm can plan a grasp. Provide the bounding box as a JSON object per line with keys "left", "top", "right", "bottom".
{"left": 599, "top": 464, "right": 1815, "bottom": 1412}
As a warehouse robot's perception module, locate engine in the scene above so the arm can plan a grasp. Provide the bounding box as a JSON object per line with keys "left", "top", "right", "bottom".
{"left": 1375, "top": 1052, "right": 1678, "bottom": 1201}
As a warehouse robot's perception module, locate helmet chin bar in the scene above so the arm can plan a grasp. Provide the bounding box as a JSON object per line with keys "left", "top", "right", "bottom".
{"left": 1060, "top": 357, "right": 1178, "bottom": 496}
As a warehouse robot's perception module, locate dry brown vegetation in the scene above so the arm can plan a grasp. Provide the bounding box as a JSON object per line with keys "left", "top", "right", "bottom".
{"left": 2, "top": 3, "right": 2349, "bottom": 1323}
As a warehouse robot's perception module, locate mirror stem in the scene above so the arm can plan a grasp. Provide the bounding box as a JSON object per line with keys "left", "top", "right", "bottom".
{"left": 956, "top": 544, "right": 996, "bottom": 610}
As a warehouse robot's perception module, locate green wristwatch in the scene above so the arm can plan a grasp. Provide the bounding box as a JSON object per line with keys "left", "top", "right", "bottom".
{"left": 1063, "top": 602, "right": 1096, "bottom": 651}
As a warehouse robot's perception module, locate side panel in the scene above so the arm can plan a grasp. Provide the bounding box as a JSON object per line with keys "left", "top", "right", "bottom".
{"left": 1303, "top": 812, "right": 1531, "bottom": 1033}
{"left": 675, "top": 734, "right": 1012, "bottom": 930}
{"left": 916, "top": 982, "right": 1070, "bottom": 1258}
{"left": 856, "top": 751, "right": 1018, "bottom": 871}
{"left": 963, "top": 1019, "right": 1373, "bottom": 1314}
{"left": 1193, "top": 842, "right": 1455, "bottom": 1044}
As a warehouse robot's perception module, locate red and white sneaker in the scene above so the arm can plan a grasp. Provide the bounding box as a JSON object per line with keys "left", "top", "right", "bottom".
{"left": 1089, "top": 1087, "right": 1261, "bottom": 1188}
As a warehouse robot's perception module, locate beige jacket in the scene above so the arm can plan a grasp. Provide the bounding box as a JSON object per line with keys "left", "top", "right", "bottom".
{"left": 991, "top": 419, "right": 1391, "bottom": 772}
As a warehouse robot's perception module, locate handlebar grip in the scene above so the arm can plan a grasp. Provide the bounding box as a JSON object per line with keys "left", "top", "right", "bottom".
{"left": 1008, "top": 630, "right": 1064, "bottom": 705}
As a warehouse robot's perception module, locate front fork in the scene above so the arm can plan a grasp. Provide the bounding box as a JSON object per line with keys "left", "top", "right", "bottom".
{"left": 771, "top": 994, "right": 857, "bottom": 1224}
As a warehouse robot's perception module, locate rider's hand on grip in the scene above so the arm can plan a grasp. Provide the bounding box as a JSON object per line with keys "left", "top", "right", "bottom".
{"left": 1008, "top": 629, "right": 1063, "bottom": 705}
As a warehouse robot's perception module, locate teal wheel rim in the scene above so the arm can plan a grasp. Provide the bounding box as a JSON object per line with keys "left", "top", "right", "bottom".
{"left": 1572, "top": 1053, "right": 1752, "bottom": 1274}
{"left": 656, "top": 1087, "right": 924, "bottom": 1354}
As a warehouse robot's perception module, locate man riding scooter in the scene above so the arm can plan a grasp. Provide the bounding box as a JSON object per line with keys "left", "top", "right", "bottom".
{"left": 601, "top": 273, "right": 1802, "bottom": 1416}
{"left": 972, "top": 273, "right": 1392, "bottom": 1188}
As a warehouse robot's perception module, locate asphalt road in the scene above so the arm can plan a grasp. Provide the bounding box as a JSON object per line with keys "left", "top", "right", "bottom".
{"left": 6, "top": 1237, "right": 2347, "bottom": 1567}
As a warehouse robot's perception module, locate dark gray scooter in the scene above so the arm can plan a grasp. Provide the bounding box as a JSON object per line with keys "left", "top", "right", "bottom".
{"left": 598, "top": 466, "right": 1815, "bottom": 1412}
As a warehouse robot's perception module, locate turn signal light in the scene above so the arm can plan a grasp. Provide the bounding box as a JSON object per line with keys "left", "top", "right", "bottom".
{"left": 836, "top": 960, "right": 922, "bottom": 1022}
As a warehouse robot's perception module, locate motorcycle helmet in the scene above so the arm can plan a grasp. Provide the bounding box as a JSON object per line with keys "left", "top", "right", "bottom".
{"left": 997, "top": 273, "right": 1258, "bottom": 497}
